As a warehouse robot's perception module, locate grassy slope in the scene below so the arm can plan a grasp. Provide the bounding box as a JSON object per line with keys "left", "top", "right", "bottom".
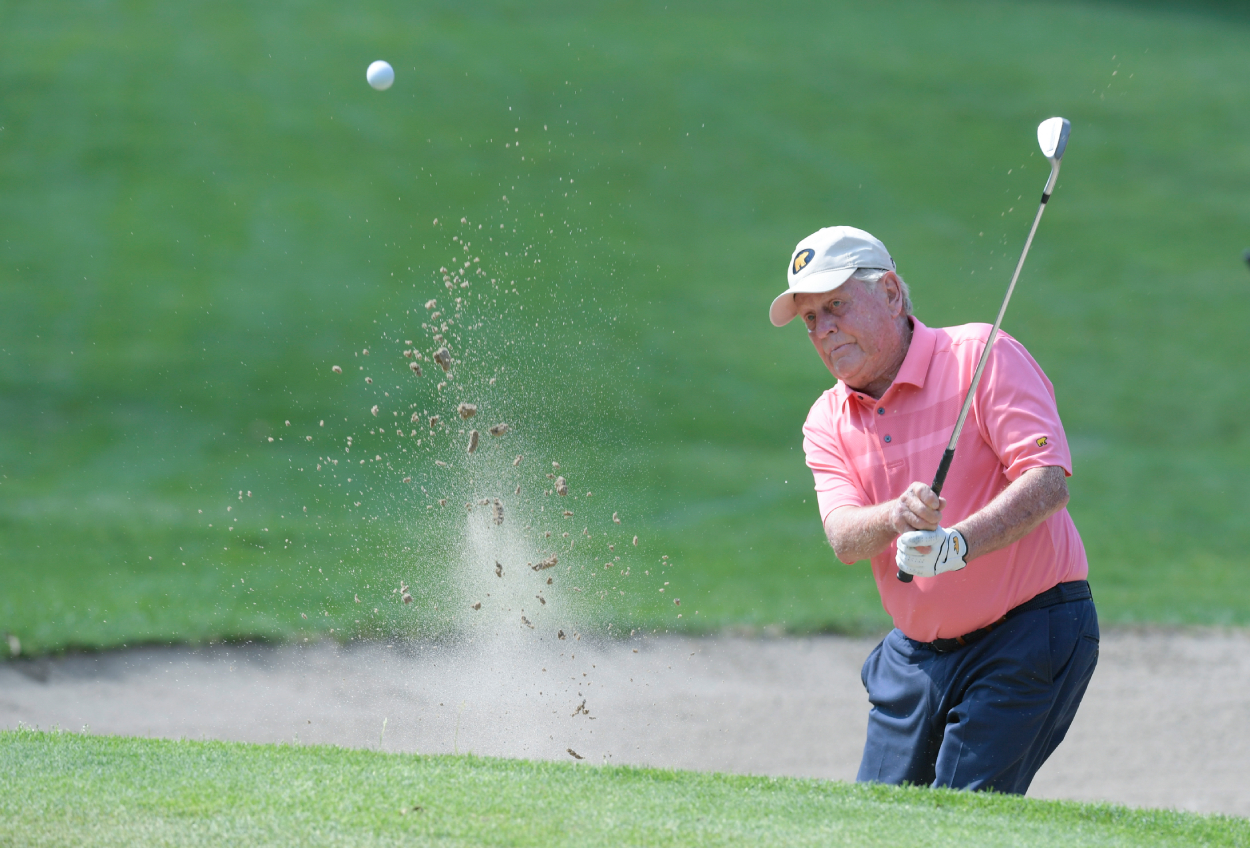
{"left": 2, "top": 730, "right": 1246, "bottom": 848}
{"left": 2, "top": 0, "right": 1249, "bottom": 654}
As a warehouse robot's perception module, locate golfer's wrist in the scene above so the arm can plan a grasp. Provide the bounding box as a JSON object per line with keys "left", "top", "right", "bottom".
{"left": 950, "top": 525, "right": 974, "bottom": 561}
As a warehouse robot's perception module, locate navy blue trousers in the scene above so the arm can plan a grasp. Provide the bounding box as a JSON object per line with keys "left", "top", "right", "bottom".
{"left": 857, "top": 595, "right": 1099, "bottom": 794}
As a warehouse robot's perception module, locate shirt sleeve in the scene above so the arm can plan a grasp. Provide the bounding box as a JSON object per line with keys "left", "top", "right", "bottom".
{"left": 802, "top": 392, "right": 867, "bottom": 521}
{"left": 970, "top": 332, "right": 1074, "bottom": 481}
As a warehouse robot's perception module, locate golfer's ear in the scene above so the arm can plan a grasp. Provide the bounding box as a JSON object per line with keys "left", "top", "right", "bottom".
{"left": 883, "top": 272, "right": 905, "bottom": 315}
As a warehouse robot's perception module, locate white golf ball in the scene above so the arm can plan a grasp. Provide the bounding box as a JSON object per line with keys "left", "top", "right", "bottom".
{"left": 366, "top": 60, "right": 394, "bottom": 91}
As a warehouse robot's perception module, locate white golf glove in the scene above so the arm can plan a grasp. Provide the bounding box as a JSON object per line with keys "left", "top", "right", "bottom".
{"left": 895, "top": 526, "right": 969, "bottom": 578}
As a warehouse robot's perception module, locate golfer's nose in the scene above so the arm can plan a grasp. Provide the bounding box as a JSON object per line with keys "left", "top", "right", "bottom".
{"left": 813, "top": 312, "right": 837, "bottom": 337}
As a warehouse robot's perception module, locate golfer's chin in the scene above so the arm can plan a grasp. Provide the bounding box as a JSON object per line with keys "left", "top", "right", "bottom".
{"left": 824, "top": 352, "right": 868, "bottom": 386}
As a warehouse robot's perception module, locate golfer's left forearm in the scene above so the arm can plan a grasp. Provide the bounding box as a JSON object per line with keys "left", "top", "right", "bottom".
{"left": 953, "top": 466, "right": 1069, "bottom": 561}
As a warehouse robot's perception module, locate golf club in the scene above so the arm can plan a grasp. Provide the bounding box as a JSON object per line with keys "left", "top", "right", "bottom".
{"left": 898, "top": 117, "right": 1071, "bottom": 583}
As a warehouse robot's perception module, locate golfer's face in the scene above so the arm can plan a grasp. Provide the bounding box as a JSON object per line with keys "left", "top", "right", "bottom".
{"left": 796, "top": 279, "right": 898, "bottom": 388}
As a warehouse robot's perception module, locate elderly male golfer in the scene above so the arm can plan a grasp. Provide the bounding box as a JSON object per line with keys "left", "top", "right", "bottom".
{"left": 772, "top": 226, "right": 1097, "bottom": 793}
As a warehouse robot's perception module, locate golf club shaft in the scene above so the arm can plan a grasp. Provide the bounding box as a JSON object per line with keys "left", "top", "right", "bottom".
{"left": 897, "top": 162, "right": 1061, "bottom": 583}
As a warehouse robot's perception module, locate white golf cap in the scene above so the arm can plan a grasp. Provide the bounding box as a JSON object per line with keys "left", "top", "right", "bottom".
{"left": 768, "top": 226, "right": 895, "bottom": 327}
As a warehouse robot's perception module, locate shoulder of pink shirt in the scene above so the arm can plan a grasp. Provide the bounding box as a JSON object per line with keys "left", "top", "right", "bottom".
{"left": 930, "top": 320, "right": 996, "bottom": 347}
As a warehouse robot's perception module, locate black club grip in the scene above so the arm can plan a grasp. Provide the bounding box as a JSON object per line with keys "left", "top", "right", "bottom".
{"left": 896, "top": 448, "right": 956, "bottom": 583}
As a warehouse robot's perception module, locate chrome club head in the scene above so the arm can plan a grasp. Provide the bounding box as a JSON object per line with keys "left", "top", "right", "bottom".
{"left": 1037, "top": 117, "right": 1071, "bottom": 162}
{"left": 1038, "top": 117, "right": 1071, "bottom": 197}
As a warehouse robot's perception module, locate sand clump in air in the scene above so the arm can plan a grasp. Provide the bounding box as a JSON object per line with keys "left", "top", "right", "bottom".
{"left": 268, "top": 212, "right": 673, "bottom": 763}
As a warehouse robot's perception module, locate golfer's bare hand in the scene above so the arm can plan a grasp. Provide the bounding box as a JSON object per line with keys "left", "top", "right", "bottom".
{"left": 889, "top": 482, "right": 945, "bottom": 534}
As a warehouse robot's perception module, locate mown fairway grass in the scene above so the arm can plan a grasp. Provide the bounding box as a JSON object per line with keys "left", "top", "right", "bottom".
{"left": 3, "top": 729, "right": 1246, "bottom": 848}
{"left": 2, "top": 0, "right": 1250, "bottom": 654}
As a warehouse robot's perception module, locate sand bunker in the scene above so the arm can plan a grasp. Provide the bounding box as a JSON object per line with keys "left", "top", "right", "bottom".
{"left": 4, "top": 629, "right": 1249, "bottom": 817}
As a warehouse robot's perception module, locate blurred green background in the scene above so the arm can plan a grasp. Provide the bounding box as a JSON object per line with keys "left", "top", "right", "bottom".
{"left": 2, "top": 0, "right": 1249, "bottom": 655}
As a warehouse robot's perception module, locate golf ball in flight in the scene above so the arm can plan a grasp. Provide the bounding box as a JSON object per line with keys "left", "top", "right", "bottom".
{"left": 366, "top": 60, "right": 394, "bottom": 91}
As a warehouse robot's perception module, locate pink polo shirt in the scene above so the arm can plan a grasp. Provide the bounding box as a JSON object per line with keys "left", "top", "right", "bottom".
{"left": 802, "top": 318, "right": 1088, "bottom": 642}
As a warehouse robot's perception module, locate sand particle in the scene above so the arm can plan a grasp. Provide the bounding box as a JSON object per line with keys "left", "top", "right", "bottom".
{"left": 489, "top": 423, "right": 509, "bottom": 437}
{"left": 471, "top": 601, "right": 481, "bottom": 611}
{"left": 555, "top": 476, "right": 568, "bottom": 496}
{"left": 495, "top": 561, "right": 503, "bottom": 578}
{"left": 433, "top": 347, "right": 451, "bottom": 372}
{"left": 567, "top": 748, "right": 583, "bottom": 760}
{"left": 409, "top": 362, "right": 422, "bottom": 376}
{"left": 467, "top": 430, "right": 479, "bottom": 454}
{"left": 457, "top": 403, "right": 477, "bottom": 419}
{"left": 513, "top": 455, "right": 523, "bottom": 466}
{"left": 332, "top": 365, "right": 342, "bottom": 374}
{"left": 532, "top": 555, "right": 559, "bottom": 571}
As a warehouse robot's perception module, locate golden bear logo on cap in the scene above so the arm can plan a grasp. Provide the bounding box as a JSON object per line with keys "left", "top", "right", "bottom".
{"left": 792, "top": 248, "right": 815, "bottom": 276}
{"left": 1036, "top": 436, "right": 1048, "bottom": 447}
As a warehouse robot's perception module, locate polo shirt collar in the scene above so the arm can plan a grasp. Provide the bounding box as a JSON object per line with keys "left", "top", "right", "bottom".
{"left": 893, "top": 317, "right": 936, "bottom": 390}
{"left": 832, "top": 317, "right": 937, "bottom": 408}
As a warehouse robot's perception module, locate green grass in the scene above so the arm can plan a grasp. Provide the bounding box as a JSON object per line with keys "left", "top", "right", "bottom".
{"left": 3, "top": 0, "right": 1250, "bottom": 654}
{"left": 3, "top": 729, "right": 1246, "bottom": 847}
